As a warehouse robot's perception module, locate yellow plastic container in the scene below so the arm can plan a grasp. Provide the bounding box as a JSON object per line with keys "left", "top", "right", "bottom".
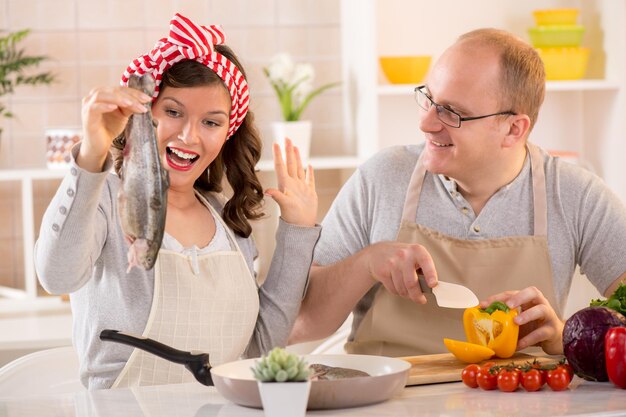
{"left": 379, "top": 56, "right": 431, "bottom": 84}
{"left": 533, "top": 8, "right": 579, "bottom": 26}
{"left": 536, "top": 47, "right": 590, "bottom": 80}
{"left": 528, "top": 25, "right": 585, "bottom": 48}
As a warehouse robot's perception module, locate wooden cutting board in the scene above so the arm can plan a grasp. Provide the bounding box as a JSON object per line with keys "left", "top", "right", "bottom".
{"left": 400, "top": 352, "right": 559, "bottom": 386}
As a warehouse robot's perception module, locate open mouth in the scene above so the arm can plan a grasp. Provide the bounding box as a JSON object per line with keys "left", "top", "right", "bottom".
{"left": 166, "top": 146, "right": 200, "bottom": 170}
{"left": 431, "top": 139, "right": 453, "bottom": 148}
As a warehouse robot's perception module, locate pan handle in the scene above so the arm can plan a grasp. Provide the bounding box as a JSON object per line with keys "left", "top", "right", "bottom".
{"left": 99, "top": 329, "right": 213, "bottom": 386}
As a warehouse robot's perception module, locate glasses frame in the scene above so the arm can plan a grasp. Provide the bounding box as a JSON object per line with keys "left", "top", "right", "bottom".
{"left": 414, "top": 85, "right": 516, "bottom": 128}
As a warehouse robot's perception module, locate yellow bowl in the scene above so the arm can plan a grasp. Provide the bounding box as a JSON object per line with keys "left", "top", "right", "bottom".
{"left": 536, "top": 47, "right": 590, "bottom": 80}
{"left": 528, "top": 25, "right": 585, "bottom": 48}
{"left": 379, "top": 56, "right": 431, "bottom": 84}
{"left": 533, "top": 8, "right": 579, "bottom": 26}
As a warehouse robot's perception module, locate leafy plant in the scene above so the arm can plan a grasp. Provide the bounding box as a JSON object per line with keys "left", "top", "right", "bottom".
{"left": 264, "top": 53, "right": 339, "bottom": 122}
{"left": 590, "top": 282, "right": 626, "bottom": 316}
{"left": 0, "top": 29, "right": 56, "bottom": 135}
{"left": 252, "top": 347, "right": 311, "bottom": 382}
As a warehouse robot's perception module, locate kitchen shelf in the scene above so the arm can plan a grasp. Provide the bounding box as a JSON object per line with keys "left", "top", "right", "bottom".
{"left": 0, "top": 169, "right": 68, "bottom": 299}
{"left": 257, "top": 156, "right": 360, "bottom": 171}
{"left": 544, "top": 79, "right": 622, "bottom": 91}
{"left": 377, "top": 79, "right": 621, "bottom": 96}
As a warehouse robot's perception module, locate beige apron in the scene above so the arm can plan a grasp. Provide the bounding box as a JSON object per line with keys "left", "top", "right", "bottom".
{"left": 346, "top": 144, "right": 559, "bottom": 356}
{"left": 112, "top": 197, "right": 259, "bottom": 387}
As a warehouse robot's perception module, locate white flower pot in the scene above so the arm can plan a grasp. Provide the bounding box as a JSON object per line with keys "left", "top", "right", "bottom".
{"left": 271, "top": 120, "right": 312, "bottom": 163}
{"left": 257, "top": 380, "right": 311, "bottom": 417}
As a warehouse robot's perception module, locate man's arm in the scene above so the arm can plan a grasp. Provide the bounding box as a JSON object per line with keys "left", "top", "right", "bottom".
{"left": 289, "top": 260, "right": 372, "bottom": 344}
{"left": 604, "top": 271, "right": 626, "bottom": 297}
{"left": 289, "top": 241, "right": 438, "bottom": 344}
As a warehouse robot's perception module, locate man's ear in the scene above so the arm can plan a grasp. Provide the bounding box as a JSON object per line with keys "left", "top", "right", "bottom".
{"left": 502, "top": 114, "right": 531, "bottom": 148}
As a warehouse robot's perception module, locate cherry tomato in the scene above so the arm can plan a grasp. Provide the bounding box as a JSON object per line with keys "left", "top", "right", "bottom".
{"left": 497, "top": 368, "right": 519, "bottom": 392}
{"left": 546, "top": 367, "right": 571, "bottom": 391}
{"left": 521, "top": 369, "right": 544, "bottom": 392}
{"left": 476, "top": 367, "right": 498, "bottom": 390}
{"left": 531, "top": 363, "right": 547, "bottom": 384}
{"left": 462, "top": 364, "right": 480, "bottom": 388}
{"left": 559, "top": 363, "right": 574, "bottom": 382}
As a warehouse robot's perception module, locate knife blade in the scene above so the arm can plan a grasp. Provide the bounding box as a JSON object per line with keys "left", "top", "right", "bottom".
{"left": 418, "top": 274, "right": 479, "bottom": 309}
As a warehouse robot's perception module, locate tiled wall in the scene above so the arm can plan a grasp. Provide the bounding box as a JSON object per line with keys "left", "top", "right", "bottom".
{"left": 0, "top": 0, "right": 349, "bottom": 290}
{"left": 0, "top": 0, "right": 347, "bottom": 167}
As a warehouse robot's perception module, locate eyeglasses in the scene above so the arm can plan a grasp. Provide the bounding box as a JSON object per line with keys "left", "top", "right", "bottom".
{"left": 414, "top": 85, "right": 516, "bottom": 128}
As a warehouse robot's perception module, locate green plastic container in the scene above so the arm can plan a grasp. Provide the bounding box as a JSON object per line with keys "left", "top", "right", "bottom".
{"left": 528, "top": 25, "right": 585, "bottom": 48}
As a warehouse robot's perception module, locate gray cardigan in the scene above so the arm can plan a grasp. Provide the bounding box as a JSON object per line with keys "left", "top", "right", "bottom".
{"left": 34, "top": 146, "right": 321, "bottom": 389}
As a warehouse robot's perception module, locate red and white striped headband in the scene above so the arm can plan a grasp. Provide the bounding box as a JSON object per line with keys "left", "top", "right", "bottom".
{"left": 121, "top": 13, "right": 249, "bottom": 138}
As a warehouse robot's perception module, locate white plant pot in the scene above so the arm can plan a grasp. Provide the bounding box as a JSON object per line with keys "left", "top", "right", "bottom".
{"left": 257, "top": 380, "right": 311, "bottom": 417}
{"left": 271, "top": 120, "right": 312, "bottom": 163}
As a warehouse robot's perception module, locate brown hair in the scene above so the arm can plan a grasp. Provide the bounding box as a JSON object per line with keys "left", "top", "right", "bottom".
{"left": 112, "top": 45, "right": 264, "bottom": 238}
{"left": 457, "top": 28, "right": 545, "bottom": 131}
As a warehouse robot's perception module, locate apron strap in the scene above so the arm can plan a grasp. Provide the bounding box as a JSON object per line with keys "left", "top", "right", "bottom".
{"left": 401, "top": 150, "right": 428, "bottom": 223}
{"left": 194, "top": 190, "right": 245, "bottom": 253}
{"left": 401, "top": 144, "right": 548, "bottom": 236}
{"left": 528, "top": 143, "right": 548, "bottom": 236}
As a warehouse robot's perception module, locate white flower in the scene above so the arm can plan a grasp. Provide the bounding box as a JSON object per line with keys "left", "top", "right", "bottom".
{"left": 264, "top": 53, "right": 339, "bottom": 121}
{"left": 292, "top": 63, "right": 314, "bottom": 106}
{"left": 266, "top": 53, "right": 294, "bottom": 85}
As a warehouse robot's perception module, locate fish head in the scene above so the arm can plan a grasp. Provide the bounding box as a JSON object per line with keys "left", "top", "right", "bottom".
{"left": 139, "top": 252, "right": 157, "bottom": 270}
{"left": 127, "top": 238, "right": 158, "bottom": 271}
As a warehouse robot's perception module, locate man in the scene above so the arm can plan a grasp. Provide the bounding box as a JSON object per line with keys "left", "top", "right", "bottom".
{"left": 290, "top": 28, "right": 626, "bottom": 357}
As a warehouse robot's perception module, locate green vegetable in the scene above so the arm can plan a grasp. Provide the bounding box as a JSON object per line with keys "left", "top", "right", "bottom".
{"left": 590, "top": 282, "right": 626, "bottom": 316}
{"left": 480, "top": 301, "right": 510, "bottom": 314}
{"left": 251, "top": 347, "right": 311, "bottom": 382}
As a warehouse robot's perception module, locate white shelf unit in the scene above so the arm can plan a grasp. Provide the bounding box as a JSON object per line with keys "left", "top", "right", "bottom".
{"left": 377, "top": 80, "right": 622, "bottom": 96}
{"left": 0, "top": 169, "right": 67, "bottom": 299}
{"left": 256, "top": 156, "right": 360, "bottom": 171}
{"left": 341, "top": 0, "right": 626, "bottom": 201}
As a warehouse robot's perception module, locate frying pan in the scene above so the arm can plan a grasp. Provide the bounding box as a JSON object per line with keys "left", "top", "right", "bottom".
{"left": 100, "top": 329, "right": 410, "bottom": 410}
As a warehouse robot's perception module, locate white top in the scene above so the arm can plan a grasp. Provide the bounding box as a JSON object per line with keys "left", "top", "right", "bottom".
{"left": 161, "top": 202, "right": 232, "bottom": 274}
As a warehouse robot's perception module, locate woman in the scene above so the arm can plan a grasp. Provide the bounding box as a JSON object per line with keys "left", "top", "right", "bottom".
{"left": 34, "top": 14, "right": 320, "bottom": 389}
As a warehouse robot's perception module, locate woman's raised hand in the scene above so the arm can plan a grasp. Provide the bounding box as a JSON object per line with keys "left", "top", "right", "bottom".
{"left": 265, "top": 138, "right": 318, "bottom": 227}
{"left": 78, "top": 86, "right": 151, "bottom": 172}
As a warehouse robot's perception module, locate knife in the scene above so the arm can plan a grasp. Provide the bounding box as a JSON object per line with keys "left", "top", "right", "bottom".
{"left": 418, "top": 274, "right": 479, "bottom": 309}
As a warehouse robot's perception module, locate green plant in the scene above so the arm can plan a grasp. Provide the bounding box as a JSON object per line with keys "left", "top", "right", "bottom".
{"left": 0, "top": 29, "right": 56, "bottom": 135}
{"left": 252, "top": 347, "right": 311, "bottom": 382}
{"left": 264, "top": 53, "right": 339, "bottom": 122}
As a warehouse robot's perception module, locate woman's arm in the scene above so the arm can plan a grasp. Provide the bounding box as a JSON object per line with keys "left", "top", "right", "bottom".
{"left": 245, "top": 139, "right": 321, "bottom": 356}
{"left": 245, "top": 220, "right": 321, "bottom": 357}
{"left": 34, "top": 146, "right": 115, "bottom": 294}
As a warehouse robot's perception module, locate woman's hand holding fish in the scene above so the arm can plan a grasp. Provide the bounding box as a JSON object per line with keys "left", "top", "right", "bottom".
{"left": 78, "top": 86, "right": 151, "bottom": 172}
{"left": 265, "top": 139, "right": 318, "bottom": 227}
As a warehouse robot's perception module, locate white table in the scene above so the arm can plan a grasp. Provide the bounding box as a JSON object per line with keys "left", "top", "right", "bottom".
{"left": 0, "top": 298, "right": 72, "bottom": 366}
{"left": 1, "top": 377, "right": 625, "bottom": 417}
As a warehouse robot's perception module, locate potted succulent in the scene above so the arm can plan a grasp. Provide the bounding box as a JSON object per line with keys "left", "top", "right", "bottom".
{"left": 0, "top": 29, "right": 56, "bottom": 139}
{"left": 252, "top": 347, "right": 312, "bottom": 417}
{"left": 264, "top": 53, "right": 339, "bottom": 162}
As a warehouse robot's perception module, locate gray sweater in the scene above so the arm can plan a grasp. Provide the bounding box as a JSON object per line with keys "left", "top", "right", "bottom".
{"left": 315, "top": 144, "right": 626, "bottom": 339}
{"left": 34, "top": 146, "right": 321, "bottom": 389}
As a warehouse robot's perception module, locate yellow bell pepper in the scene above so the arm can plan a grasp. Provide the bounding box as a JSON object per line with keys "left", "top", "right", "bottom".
{"left": 443, "top": 338, "right": 495, "bottom": 363}
{"left": 463, "top": 301, "right": 519, "bottom": 359}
